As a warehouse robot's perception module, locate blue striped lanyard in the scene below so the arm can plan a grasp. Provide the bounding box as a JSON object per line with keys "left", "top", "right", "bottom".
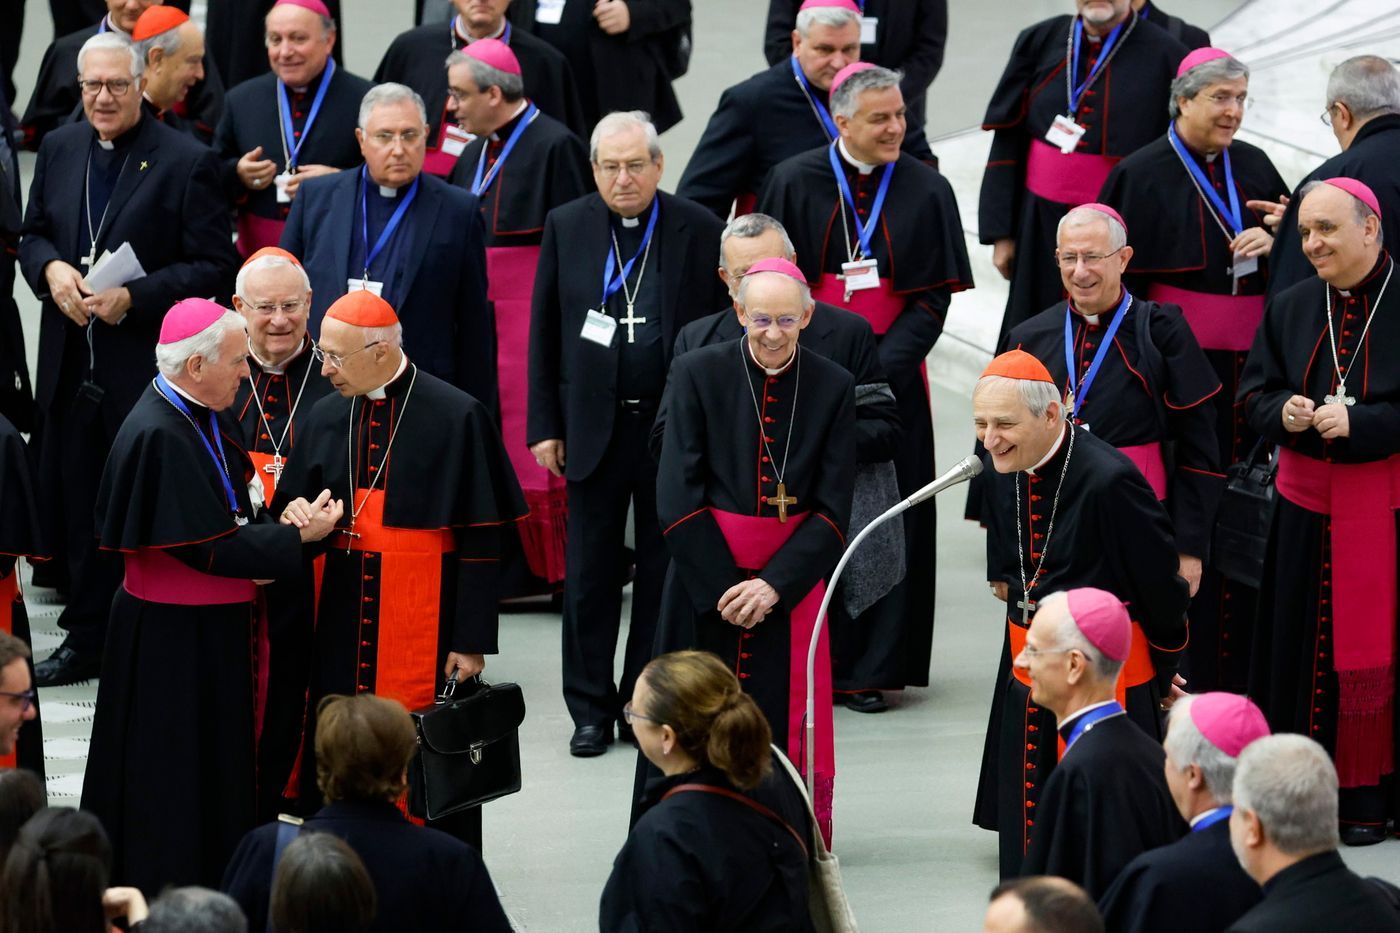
{"left": 1192, "top": 806, "right": 1233, "bottom": 833}
{"left": 601, "top": 199, "right": 658, "bottom": 307}
{"left": 153, "top": 374, "right": 242, "bottom": 518}
{"left": 278, "top": 58, "right": 335, "bottom": 172}
{"left": 791, "top": 56, "right": 839, "bottom": 142}
{"left": 1063, "top": 290, "right": 1132, "bottom": 420}
{"left": 1068, "top": 16, "right": 1127, "bottom": 114}
{"left": 1064, "top": 701, "right": 1124, "bottom": 749}
{"left": 828, "top": 143, "right": 895, "bottom": 260}
{"left": 471, "top": 103, "right": 538, "bottom": 196}
{"left": 360, "top": 168, "right": 420, "bottom": 280}
{"left": 1167, "top": 122, "right": 1243, "bottom": 238}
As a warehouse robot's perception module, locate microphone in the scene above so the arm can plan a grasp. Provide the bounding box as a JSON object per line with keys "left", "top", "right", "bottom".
{"left": 902, "top": 455, "right": 984, "bottom": 508}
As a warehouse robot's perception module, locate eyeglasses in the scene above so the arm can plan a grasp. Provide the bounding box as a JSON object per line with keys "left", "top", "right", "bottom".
{"left": 1320, "top": 103, "right": 1339, "bottom": 126}
{"left": 621, "top": 701, "right": 660, "bottom": 726}
{"left": 0, "top": 689, "right": 36, "bottom": 713}
{"left": 1054, "top": 247, "right": 1125, "bottom": 269}
{"left": 247, "top": 299, "right": 308, "bottom": 316}
{"left": 1203, "top": 92, "right": 1251, "bottom": 110}
{"left": 1018, "top": 644, "right": 1094, "bottom": 663}
{"left": 311, "top": 340, "right": 381, "bottom": 369}
{"left": 596, "top": 160, "right": 655, "bottom": 179}
{"left": 746, "top": 315, "right": 803, "bottom": 330}
{"left": 366, "top": 129, "right": 425, "bottom": 147}
{"left": 79, "top": 78, "right": 134, "bottom": 98}
{"left": 446, "top": 87, "right": 475, "bottom": 102}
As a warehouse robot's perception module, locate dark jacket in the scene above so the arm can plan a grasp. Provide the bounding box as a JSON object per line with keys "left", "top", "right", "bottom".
{"left": 1226, "top": 850, "right": 1400, "bottom": 933}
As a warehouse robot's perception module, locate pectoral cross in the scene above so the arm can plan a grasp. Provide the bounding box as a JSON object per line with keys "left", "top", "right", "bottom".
{"left": 620, "top": 303, "right": 647, "bottom": 344}
{"left": 340, "top": 525, "right": 361, "bottom": 554}
{"left": 1017, "top": 595, "right": 1038, "bottom": 627}
{"left": 263, "top": 454, "right": 285, "bottom": 480}
{"left": 1324, "top": 382, "right": 1357, "bottom": 406}
{"left": 82, "top": 246, "right": 97, "bottom": 268}
{"left": 769, "top": 482, "right": 797, "bottom": 523}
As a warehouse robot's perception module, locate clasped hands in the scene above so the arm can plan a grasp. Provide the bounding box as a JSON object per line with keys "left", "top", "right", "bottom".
{"left": 1282, "top": 394, "right": 1349, "bottom": 439}
{"left": 45, "top": 261, "right": 130, "bottom": 326}
{"left": 278, "top": 489, "right": 346, "bottom": 542}
{"left": 718, "top": 578, "right": 779, "bottom": 629}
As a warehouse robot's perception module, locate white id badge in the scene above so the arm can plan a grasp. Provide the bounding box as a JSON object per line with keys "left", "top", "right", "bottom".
{"left": 1231, "top": 251, "right": 1259, "bottom": 280}
{"left": 536, "top": 0, "right": 565, "bottom": 24}
{"left": 840, "top": 259, "right": 880, "bottom": 292}
{"left": 441, "top": 124, "right": 473, "bottom": 157}
{"left": 581, "top": 309, "right": 617, "bottom": 347}
{"left": 860, "top": 16, "right": 878, "bottom": 44}
{"left": 349, "top": 278, "right": 385, "bottom": 298}
{"left": 274, "top": 172, "right": 294, "bottom": 204}
{"left": 1045, "top": 114, "right": 1087, "bottom": 155}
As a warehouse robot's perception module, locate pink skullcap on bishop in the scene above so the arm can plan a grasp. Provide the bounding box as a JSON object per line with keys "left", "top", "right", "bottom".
{"left": 1075, "top": 202, "right": 1129, "bottom": 238}
{"left": 462, "top": 38, "right": 521, "bottom": 77}
{"left": 325, "top": 289, "right": 399, "bottom": 328}
{"left": 980, "top": 349, "right": 1055, "bottom": 385}
{"left": 1320, "top": 177, "right": 1383, "bottom": 221}
{"left": 159, "top": 298, "right": 228, "bottom": 345}
{"left": 829, "top": 62, "right": 876, "bottom": 99}
{"left": 1064, "top": 587, "right": 1131, "bottom": 662}
{"left": 744, "top": 257, "right": 807, "bottom": 283}
{"left": 1176, "top": 46, "right": 1233, "bottom": 78}
{"left": 131, "top": 5, "right": 189, "bottom": 41}
{"left": 799, "top": 0, "right": 861, "bottom": 12}
{"left": 273, "top": 0, "right": 332, "bottom": 18}
{"left": 1188, "top": 692, "right": 1270, "bottom": 758}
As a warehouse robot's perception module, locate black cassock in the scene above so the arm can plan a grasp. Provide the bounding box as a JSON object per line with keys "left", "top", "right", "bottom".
{"left": 376, "top": 20, "right": 586, "bottom": 176}
{"left": 979, "top": 12, "right": 1186, "bottom": 339}
{"left": 1137, "top": 2, "right": 1211, "bottom": 48}
{"left": 1240, "top": 255, "right": 1400, "bottom": 824}
{"left": 1099, "top": 816, "right": 1261, "bottom": 933}
{"left": 82, "top": 383, "right": 303, "bottom": 895}
{"left": 974, "top": 426, "right": 1189, "bottom": 878}
{"left": 1099, "top": 134, "right": 1287, "bottom": 692}
{"left": 760, "top": 144, "right": 972, "bottom": 691}
{"left": 0, "top": 413, "right": 46, "bottom": 779}
{"left": 206, "top": 0, "right": 345, "bottom": 89}
{"left": 1268, "top": 114, "right": 1400, "bottom": 298}
{"left": 1022, "top": 709, "right": 1186, "bottom": 900}
{"left": 1226, "top": 851, "right": 1400, "bottom": 933}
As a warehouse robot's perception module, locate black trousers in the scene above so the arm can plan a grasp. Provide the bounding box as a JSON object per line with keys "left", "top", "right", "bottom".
{"left": 561, "top": 407, "right": 667, "bottom": 728}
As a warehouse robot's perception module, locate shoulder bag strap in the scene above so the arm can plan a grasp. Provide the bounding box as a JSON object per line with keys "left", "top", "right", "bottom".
{"left": 265, "top": 815, "right": 304, "bottom": 933}
{"left": 768, "top": 744, "right": 832, "bottom": 857}
{"left": 663, "top": 783, "right": 809, "bottom": 858}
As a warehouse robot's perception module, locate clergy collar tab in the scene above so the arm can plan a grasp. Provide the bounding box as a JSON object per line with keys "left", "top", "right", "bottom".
{"left": 1026, "top": 424, "right": 1069, "bottom": 475}
{"left": 366, "top": 353, "right": 409, "bottom": 400}
{"left": 837, "top": 138, "right": 878, "bottom": 175}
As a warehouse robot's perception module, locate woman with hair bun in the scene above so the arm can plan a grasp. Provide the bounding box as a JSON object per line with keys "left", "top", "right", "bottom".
{"left": 600, "top": 650, "right": 813, "bottom": 932}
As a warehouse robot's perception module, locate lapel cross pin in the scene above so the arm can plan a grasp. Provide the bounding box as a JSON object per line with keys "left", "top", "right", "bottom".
{"left": 139, "top": 160, "right": 149, "bottom": 171}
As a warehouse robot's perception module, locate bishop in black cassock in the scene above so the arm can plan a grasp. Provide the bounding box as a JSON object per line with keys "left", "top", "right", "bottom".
{"left": 971, "top": 350, "right": 1189, "bottom": 878}
{"left": 1016, "top": 588, "right": 1185, "bottom": 900}
{"left": 979, "top": 5, "right": 1186, "bottom": 340}
{"left": 0, "top": 413, "right": 46, "bottom": 779}
{"left": 759, "top": 65, "right": 972, "bottom": 696}
{"left": 655, "top": 259, "right": 855, "bottom": 842}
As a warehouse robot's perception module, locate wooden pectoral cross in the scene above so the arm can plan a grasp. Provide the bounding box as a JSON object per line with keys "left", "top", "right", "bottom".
{"left": 770, "top": 483, "right": 797, "bottom": 523}
{"left": 620, "top": 303, "right": 647, "bottom": 344}
{"left": 1017, "top": 595, "right": 1038, "bottom": 628}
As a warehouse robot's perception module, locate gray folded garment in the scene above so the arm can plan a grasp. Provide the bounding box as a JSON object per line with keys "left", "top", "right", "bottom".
{"left": 837, "top": 383, "right": 906, "bottom": 617}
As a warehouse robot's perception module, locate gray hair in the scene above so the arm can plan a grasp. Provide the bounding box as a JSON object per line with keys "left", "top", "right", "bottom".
{"left": 719, "top": 213, "right": 796, "bottom": 272}
{"left": 1298, "top": 179, "right": 1384, "bottom": 247}
{"left": 444, "top": 49, "right": 524, "bottom": 102}
{"left": 736, "top": 270, "right": 814, "bottom": 314}
{"left": 1037, "top": 590, "right": 1124, "bottom": 683}
{"left": 141, "top": 887, "right": 247, "bottom": 933}
{"left": 361, "top": 322, "right": 404, "bottom": 349}
{"left": 1057, "top": 206, "right": 1127, "bottom": 252}
{"left": 974, "top": 374, "right": 1064, "bottom": 421}
{"left": 135, "top": 20, "right": 187, "bottom": 67}
{"left": 155, "top": 310, "right": 246, "bottom": 377}
{"left": 77, "top": 32, "right": 143, "bottom": 80}
{"left": 358, "top": 83, "right": 428, "bottom": 130}
{"left": 1169, "top": 54, "right": 1249, "bottom": 119}
{"left": 235, "top": 255, "right": 311, "bottom": 301}
{"left": 589, "top": 110, "right": 661, "bottom": 163}
{"left": 830, "top": 65, "right": 903, "bottom": 121}
{"left": 1164, "top": 695, "right": 1242, "bottom": 805}
{"left": 1327, "top": 55, "right": 1400, "bottom": 120}
{"left": 795, "top": 6, "right": 860, "bottom": 38}
{"left": 1233, "top": 734, "right": 1339, "bottom": 856}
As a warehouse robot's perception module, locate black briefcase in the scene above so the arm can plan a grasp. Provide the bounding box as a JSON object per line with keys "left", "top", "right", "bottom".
{"left": 1211, "top": 439, "right": 1277, "bottom": 590}
{"left": 407, "top": 675, "right": 526, "bottom": 821}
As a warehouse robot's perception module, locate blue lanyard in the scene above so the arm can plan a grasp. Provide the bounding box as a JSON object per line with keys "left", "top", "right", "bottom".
{"left": 1064, "top": 701, "right": 1124, "bottom": 750}
{"left": 471, "top": 103, "right": 538, "bottom": 196}
{"left": 1192, "top": 806, "right": 1233, "bottom": 833}
{"left": 601, "top": 199, "right": 659, "bottom": 307}
{"left": 1069, "top": 17, "right": 1126, "bottom": 114}
{"left": 153, "top": 375, "right": 241, "bottom": 517}
{"left": 1167, "top": 123, "right": 1243, "bottom": 238}
{"left": 97, "top": 15, "right": 109, "bottom": 33}
{"left": 278, "top": 58, "right": 336, "bottom": 171}
{"left": 828, "top": 143, "right": 895, "bottom": 260}
{"left": 360, "top": 168, "right": 420, "bottom": 279}
{"left": 791, "top": 56, "right": 839, "bottom": 142}
{"left": 1063, "top": 290, "right": 1132, "bottom": 420}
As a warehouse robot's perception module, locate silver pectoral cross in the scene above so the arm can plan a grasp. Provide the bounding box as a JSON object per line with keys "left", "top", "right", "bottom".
{"left": 619, "top": 303, "right": 647, "bottom": 344}
{"left": 1017, "top": 596, "right": 1037, "bottom": 627}
{"left": 263, "top": 454, "right": 285, "bottom": 480}
{"left": 82, "top": 246, "right": 97, "bottom": 268}
{"left": 1324, "top": 382, "right": 1357, "bottom": 406}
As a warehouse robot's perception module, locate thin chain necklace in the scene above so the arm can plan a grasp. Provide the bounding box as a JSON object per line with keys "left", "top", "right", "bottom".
{"left": 246, "top": 340, "right": 315, "bottom": 480}
{"left": 83, "top": 147, "right": 130, "bottom": 267}
{"left": 740, "top": 341, "right": 801, "bottom": 521}
{"left": 1063, "top": 12, "right": 1136, "bottom": 118}
{"left": 1323, "top": 258, "right": 1393, "bottom": 406}
{"left": 1015, "top": 425, "right": 1075, "bottom": 626}
{"left": 610, "top": 224, "right": 653, "bottom": 340}
{"left": 343, "top": 364, "right": 417, "bottom": 547}
{"left": 152, "top": 378, "right": 246, "bottom": 525}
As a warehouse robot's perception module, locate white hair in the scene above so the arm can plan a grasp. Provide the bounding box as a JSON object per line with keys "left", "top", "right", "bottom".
{"left": 719, "top": 213, "right": 796, "bottom": 272}
{"left": 1164, "top": 695, "right": 1244, "bottom": 804}
{"left": 1298, "top": 179, "right": 1384, "bottom": 247}
{"left": 235, "top": 255, "right": 311, "bottom": 301}
{"left": 361, "top": 322, "right": 403, "bottom": 349}
{"left": 974, "top": 374, "right": 1064, "bottom": 420}
{"left": 77, "top": 32, "right": 143, "bottom": 80}
{"left": 829, "top": 65, "right": 903, "bottom": 121}
{"left": 1327, "top": 54, "right": 1400, "bottom": 120}
{"left": 154, "top": 310, "right": 246, "bottom": 377}
{"left": 1057, "top": 207, "right": 1127, "bottom": 251}
{"left": 1233, "top": 735, "right": 1339, "bottom": 856}
{"left": 1036, "top": 591, "right": 1124, "bottom": 683}
{"left": 444, "top": 49, "right": 525, "bottom": 102}
{"left": 135, "top": 20, "right": 188, "bottom": 67}
{"left": 736, "top": 270, "right": 813, "bottom": 314}
{"left": 358, "top": 83, "right": 428, "bottom": 130}
{"left": 1169, "top": 55, "right": 1249, "bottom": 119}
{"left": 589, "top": 110, "right": 661, "bottom": 163}
{"left": 795, "top": 6, "right": 860, "bottom": 37}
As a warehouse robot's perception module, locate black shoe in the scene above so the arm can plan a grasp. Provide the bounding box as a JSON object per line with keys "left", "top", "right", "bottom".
{"left": 843, "top": 690, "right": 888, "bottom": 714}
{"left": 569, "top": 724, "right": 613, "bottom": 758}
{"left": 1341, "top": 823, "right": 1388, "bottom": 847}
{"left": 617, "top": 722, "right": 636, "bottom": 746}
{"left": 34, "top": 644, "right": 101, "bottom": 687}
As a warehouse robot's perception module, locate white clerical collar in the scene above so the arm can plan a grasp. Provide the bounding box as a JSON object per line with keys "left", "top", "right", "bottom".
{"left": 456, "top": 16, "right": 506, "bottom": 43}
{"left": 97, "top": 137, "right": 115, "bottom": 150}
{"left": 105, "top": 15, "right": 130, "bottom": 37}
{"left": 1058, "top": 699, "right": 1118, "bottom": 730}
{"left": 1026, "top": 424, "right": 1069, "bottom": 475}
{"left": 378, "top": 184, "right": 402, "bottom": 198}
{"left": 490, "top": 100, "right": 531, "bottom": 141}
{"left": 746, "top": 339, "right": 797, "bottom": 376}
{"left": 837, "top": 138, "right": 877, "bottom": 176}
{"left": 366, "top": 354, "right": 409, "bottom": 400}
{"left": 165, "top": 377, "right": 205, "bottom": 408}
{"left": 249, "top": 336, "right": 309, "bottom": 375}
{"left": 1190, "top": 806, "right": 1226, "bottom": 828}
{"left": 620, "top": 215, "right": 641, "bottom": 228}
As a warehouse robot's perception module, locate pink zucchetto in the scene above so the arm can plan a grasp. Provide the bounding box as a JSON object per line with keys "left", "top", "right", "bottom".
{"left": 743, "top": 257, "right": 808, "bottom": 283}
{"left": 1320, "top": 177, "right": 1384, "bottom": 221}
{"left": 1074, "top": 202, "right": 1129, "bottom": 238}
{"left": 1065, "top": 587, "right": 1131, "bottom": 662}
{"left": 462, "top": 38, "right": 521, "bottom": 77}
{"left": 799, "top": 0, "right": 862, "bottom": 12}
{"left": 159, "top": 298, "right": 229, "bottom": 345}
{"left": 829, "top": 61, "right": 876, "bottom": 99}
{"left": 1188, "top": 692, "right": 1270, "bottom": 758}
{"left": 1175, "top": 47, "right": 1234, "bottom": 78}
{"left": 273, "top": 0, "right": 331, "bottom": 18}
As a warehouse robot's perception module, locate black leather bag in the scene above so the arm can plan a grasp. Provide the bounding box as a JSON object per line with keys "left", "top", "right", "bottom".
{"left": 1211, "top": 439, "right": 1277, "bottom": 589}
{"left": 407, "top": 676, "right": 525, "bottom": 821}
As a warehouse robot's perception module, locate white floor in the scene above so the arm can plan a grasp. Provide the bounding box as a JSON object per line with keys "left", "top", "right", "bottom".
{"left": 11, "top": 1, "right": 1400, "bottom": 929}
